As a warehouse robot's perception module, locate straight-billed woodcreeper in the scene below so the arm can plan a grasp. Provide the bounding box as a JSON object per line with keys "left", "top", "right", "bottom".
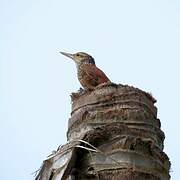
{"left": 60, "top": 52, "right": 110, "bottom": 90}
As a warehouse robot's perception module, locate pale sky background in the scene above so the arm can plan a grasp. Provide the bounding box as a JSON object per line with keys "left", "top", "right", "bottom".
{"left": 0, "top": 0, "right": 180, "bottom": 179}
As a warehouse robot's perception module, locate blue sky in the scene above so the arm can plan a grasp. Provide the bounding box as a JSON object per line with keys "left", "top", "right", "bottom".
{"left": 0, "top": 0, "right": 180, "bottom": 179}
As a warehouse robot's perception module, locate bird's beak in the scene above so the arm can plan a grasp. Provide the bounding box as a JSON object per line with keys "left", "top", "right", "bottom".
{"left": 60, "top": 52, "right": 74, "bottom": 60}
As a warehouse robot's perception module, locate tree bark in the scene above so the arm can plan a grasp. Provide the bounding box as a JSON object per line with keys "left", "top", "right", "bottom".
{"left": 36, "top": 83, "right": 170, "bottom": 180}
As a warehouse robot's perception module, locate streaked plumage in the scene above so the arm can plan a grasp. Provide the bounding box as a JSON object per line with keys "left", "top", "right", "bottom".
{"left": 60, "top": 52, "right": 110, "bottom": 90}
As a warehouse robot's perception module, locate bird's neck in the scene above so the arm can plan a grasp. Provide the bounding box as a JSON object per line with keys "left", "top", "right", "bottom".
{"left": 76, "top": 59, "right": 96, "bottom": 70}
{"left": 76, "top": 59, "right": 95, "bottom": 79}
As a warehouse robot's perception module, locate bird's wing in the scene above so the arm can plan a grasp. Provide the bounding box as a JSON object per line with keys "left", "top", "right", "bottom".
{"left": 82, "top": 64, "right": 110, "bottom": 84}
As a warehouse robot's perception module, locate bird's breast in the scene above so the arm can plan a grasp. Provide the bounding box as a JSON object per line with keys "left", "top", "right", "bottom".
{"left": 77, "top": 63, "right": 110, "bottom": 89}
{"left": 77, "top": 63, "right": 92, "bottom": 79}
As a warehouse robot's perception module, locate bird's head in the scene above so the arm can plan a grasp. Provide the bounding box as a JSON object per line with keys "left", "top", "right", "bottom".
{"left": 60, "top": 51, "right": 95, "bottom": 65}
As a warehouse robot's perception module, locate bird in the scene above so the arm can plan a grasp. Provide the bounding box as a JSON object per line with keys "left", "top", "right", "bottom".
{"left": 60, "top": 52, "right": 110, "bottom": 90}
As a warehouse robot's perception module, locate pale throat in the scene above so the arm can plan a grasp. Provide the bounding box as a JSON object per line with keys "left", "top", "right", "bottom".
{"left": 75, "top": 58, "right": 96, "bottom": 78}
{"left": 75, "top": 58, "right": 96, "bottom": 70}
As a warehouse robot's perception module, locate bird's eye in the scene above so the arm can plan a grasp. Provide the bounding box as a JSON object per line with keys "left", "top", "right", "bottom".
{"left": 77, "top": 54, "right": 80, "bottom": 56}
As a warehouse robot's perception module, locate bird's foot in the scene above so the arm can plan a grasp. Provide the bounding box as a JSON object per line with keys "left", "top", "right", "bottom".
{"left": 82, "top": 87, "right": 93, "bottom": 94}
{"left": 71, "top": 87, "right": 92, "bottom": 101}
{"left": 78, "top": 87, "right": 84, "bottom": 93}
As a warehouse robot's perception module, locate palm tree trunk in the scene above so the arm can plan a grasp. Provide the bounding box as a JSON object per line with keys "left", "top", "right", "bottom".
{"left": 36, "top": 83, "right": 170, "bottom": 180}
